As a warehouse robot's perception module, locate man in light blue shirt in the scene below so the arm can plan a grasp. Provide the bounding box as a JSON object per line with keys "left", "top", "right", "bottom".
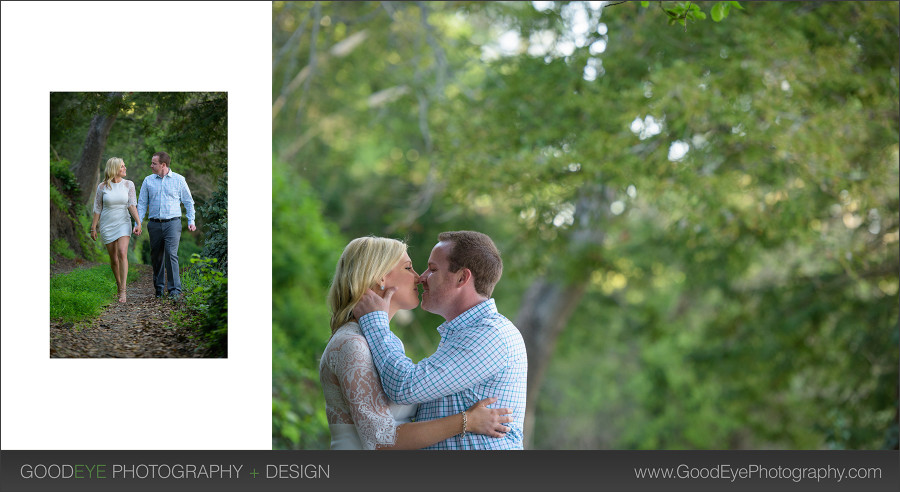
{"left": 354, "top": 231, "right": 528, "bottom": 449}
{"left": 134, "top": 151, "right": 196, "bottom": 298}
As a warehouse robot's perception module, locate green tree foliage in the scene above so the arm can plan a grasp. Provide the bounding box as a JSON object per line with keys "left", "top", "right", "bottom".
{"left": 156, "top": 93, "right": 229, "bottom": 175}
{"left": 637, "top": 1, "right": 744, "bottom": 28}
{"left": 272, "top": 166, "right": 344, "bottom": 449}
{"left": 200, "top": 173, "right": 229, "bottom": 272}
{"left": 273, "top": 1, "right": 898, "bottom": 449}
{"left": 51, "top": 92, "right": 228, "bottom": 178}
{"left": 444, "top": 0, "right": 899, "bottom": 449}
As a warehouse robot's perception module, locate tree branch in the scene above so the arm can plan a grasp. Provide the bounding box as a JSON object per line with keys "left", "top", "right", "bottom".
{"left": 272, "top": 28, "right": 369, "bottom": 120}
{"left": 273, "top": 6, "right": 310, "bottom": 73}
{"left": 380, "top": 1, "right": 397, "bottom": 20}
{"left": 294, "top": 1, "right": 322, "bottom": 127}
{"left": 416, "top": 1, "right": 448, "bottom": 93}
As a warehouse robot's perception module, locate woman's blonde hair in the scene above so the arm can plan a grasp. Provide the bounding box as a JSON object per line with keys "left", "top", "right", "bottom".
{"left": 102, "top": 157, "right": 124, "bottom": 190}
{"left": 327, "top": 236, "right": 407, "bottom": 334}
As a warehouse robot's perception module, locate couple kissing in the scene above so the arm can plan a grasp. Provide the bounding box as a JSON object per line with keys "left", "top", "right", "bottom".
{"left": 319, "top": 231, "right": 528, "bottom": 450}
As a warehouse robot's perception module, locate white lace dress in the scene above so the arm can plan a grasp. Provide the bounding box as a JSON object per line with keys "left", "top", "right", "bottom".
{"left": 93, "top": 180, "right": 136, "bottom": 245}
{"left": 319, "top": 322, "right": 417, "bottom": 450}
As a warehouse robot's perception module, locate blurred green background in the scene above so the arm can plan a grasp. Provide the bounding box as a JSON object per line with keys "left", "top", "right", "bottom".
{"left": 272, "top": 1, "right": 898, "bottom": 449}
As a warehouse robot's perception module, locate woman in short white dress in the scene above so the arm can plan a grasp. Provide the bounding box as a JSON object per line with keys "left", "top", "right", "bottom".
{"left": 320, "top": 236, "right": 513, "bottom": 449}
{"left": 90, "top": 157, "right": 142, "bottom": 303}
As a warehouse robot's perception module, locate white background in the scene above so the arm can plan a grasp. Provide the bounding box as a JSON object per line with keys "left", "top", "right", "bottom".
{"left": 1, "top": 1, "right": 272, "bottom": 450}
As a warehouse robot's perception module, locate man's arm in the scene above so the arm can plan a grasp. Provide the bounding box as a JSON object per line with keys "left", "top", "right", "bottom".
{"left": 180, "top": 176, "right": 196, "bottom": 231}
{"left": 136, "top": 178, "right": 148, "bottom": 224}
{"left": 356, "top": 290, "right": 504, "bottom": 404}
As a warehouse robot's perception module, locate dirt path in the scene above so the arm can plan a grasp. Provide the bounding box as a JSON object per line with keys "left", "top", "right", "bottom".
{"left": 50, "top": 262, "right": 207, "bottom": 358}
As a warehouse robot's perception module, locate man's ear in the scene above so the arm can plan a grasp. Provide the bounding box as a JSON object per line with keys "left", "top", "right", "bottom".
{"left": 456, "top": 268, "right": 472, "bottom": 287}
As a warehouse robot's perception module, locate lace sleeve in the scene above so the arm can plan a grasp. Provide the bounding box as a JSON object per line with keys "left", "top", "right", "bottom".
{"left": 329, "top": 333, "right": 399, "bottom": 450}
{"left": 93, "top": 183, "right": 104, "bottom": 215}
{"left": 127, "top": 180, "right": 137, "bottom": 207}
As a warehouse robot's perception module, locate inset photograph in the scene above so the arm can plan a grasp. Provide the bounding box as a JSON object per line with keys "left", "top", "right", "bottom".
{"left": 50, "top": 92, "right": 228, "bottom": 358}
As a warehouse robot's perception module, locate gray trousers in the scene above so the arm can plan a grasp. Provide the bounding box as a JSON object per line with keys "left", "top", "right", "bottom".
{"left": 147, "top": 220, "right": 182, "bottom": 295}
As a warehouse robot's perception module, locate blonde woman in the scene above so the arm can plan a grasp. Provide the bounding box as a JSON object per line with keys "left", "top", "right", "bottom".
{"left": 90, "top": 157, "right": 141, "bottom": 303}
{"left": 320, "top": 236, "right": 512, "bottom": 449}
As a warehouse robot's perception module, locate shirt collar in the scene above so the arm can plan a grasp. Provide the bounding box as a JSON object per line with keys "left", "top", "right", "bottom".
{"left": 437, "top": 298, "right": 497, "bottom": 336}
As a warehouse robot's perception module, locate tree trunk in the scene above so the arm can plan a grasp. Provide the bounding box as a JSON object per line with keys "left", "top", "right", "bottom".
{"left": 516, "top": 278, "right": 589, "bottom": 449}
{"left": 70, "top": 94, "right": 120, "bottom": 207}
{"left": 516, "top": 183, "right": 614, "bottom": 448}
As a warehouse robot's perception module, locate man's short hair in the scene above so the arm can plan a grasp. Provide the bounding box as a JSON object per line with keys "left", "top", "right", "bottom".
{"left": 438, "top": 231, "right": 502, "bottom": 298}
{"left": 153, "top": 151, "right": 171, "bottom": 167}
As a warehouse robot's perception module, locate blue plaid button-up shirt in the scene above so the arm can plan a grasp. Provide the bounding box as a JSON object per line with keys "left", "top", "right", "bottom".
{"left": 359, "top": 299, "right": 528, "bottom": 449}
{"left": 136, "top": 170, "right": 196, "bottom": 225}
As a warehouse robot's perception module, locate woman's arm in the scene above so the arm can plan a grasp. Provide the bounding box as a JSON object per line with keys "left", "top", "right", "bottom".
{"left": 128, "top": 205, "right": 141, "bottom": 235}
{"left": 126, "top": 182, "right": 141, "bottom": 235}
{"left": 90, "top": 212, "right": 100, "bottom": 241}
{"left": 380, "top": 398, "right": 511, "bottom": 450}
{"left": 90, "top": 184, "right": 103, "bottom": 240}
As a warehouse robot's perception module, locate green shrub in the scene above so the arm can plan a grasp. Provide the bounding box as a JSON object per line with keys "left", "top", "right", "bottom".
{"left": 50, "top": 184, "right": 69, "bottom": 210}
{"left": 174, "top": 255, "right": 227, "bottom": 357}
{"left": 127, "top": 245, "right": 141, "bottom": 266}
{"left": 50, "top": 159, "right": 106, "bottom": 262}
{"left": 177, "top": 231, "right": 203, "bottom": 267}
{"left": 50, "top": 159, "right": 79, "bottom": 196}
{"left": 76, "top": 210, "right": 106, "bottom": 262}
{"left": 140, "top": 237, "right": 152, "bottom": 264}
{"left": 51, "top": 239, "right": 77, "bottom": 260}
{"left": 200, "top": 172, "right": 228, "bottom": 273}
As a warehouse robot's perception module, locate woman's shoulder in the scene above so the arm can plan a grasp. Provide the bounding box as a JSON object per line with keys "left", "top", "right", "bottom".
{"left": 328, "top": 323, "right": 370, "bottom": 353}
{"left": 332, "top": 322, "right": 365, "bottom": 341}
{"left": 322, "top": 323, "right": 375, "bottom": 374}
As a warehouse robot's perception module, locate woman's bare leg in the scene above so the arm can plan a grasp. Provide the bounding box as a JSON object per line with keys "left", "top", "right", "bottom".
{"left": 115, "top": 236, "right": 130, "bottom": 302}
{"left": 105, "top": 241, "right": 122, "bottom": 298}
